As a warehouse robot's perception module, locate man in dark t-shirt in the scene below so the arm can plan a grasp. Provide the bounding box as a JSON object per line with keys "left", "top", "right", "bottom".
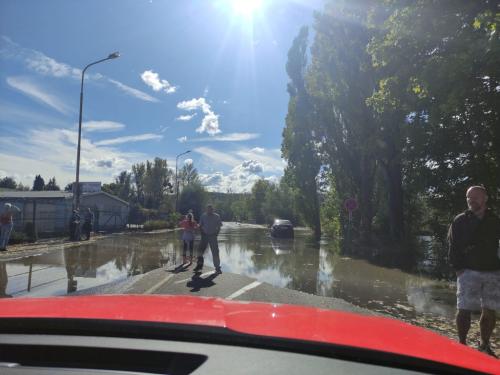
{"left": 448, "top": 186, "right": 500, "bottom": 357}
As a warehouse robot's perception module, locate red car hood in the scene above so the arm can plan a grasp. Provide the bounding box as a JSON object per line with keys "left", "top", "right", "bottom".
{"left": 0, "top": 295, "right": 497, "bottom": 373}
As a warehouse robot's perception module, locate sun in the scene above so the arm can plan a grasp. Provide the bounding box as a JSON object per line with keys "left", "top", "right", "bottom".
{"left": 230, "top": 0, "right": 263, "bottom": 17}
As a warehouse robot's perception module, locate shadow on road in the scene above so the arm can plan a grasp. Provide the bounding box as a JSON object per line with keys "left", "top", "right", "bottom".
{"left": 187, "top": 272, "right": 219, "bottom": 292}
{"left": 169, "top": 262, "right": 192, "bottom": 274}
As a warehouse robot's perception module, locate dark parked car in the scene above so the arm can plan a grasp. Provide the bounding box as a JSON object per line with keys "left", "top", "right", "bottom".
{"left": 270, "top": 219, "right": 294, "bottom": 238}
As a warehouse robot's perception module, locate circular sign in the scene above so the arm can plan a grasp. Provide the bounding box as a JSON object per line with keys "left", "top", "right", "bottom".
{"left": 344, "top": 198, "right": 358, "bottom": 212}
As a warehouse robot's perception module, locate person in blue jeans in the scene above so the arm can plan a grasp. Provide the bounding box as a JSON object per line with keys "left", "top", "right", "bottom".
{"left": 195, "top": 204, "right": 222, "bottom": 274}
{"left": 0, "top": 203, "right": 21, "bottom": 251}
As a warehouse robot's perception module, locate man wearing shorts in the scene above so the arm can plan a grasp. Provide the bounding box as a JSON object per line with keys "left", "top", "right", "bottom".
{"left": 448, "top": 186, "right": 500, "bottom": 357}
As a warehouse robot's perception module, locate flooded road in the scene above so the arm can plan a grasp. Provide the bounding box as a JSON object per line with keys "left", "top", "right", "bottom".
{"left": 2, "top": 222, "right": 498, "bottom": 347}
{"left": 0, "top": 222, "right": 457, "bottom": 317}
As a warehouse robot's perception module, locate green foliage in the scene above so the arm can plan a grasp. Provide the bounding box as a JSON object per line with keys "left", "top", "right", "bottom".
{"left": 320, "top": 174, "right": 341, "bottom": 239}
{"left": 0, "top": 177, "right": 17, "bottom": 189}
{"left": 282, "top": 26, "right": 322, "bottom": 238}
{"left": 178, "top": 182, "right": 208, "bottom": 220}
{"left": 45, "top": 177, "right": 60, "bottom": 191}
{"left": 8, "top": 231, "right": 28, "bottom": 244}
{"left": 32, "top": 175, "right": 45, "bottom": 191}
{"left": 281, "top": 0, "right": 499, "bottom": 249}
{"left": 143, "top": 220, "right": 170, "bottom": 231}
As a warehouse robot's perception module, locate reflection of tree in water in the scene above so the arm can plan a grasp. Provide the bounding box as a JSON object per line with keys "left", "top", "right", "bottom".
{"left": 127, "top": 234, "right": 174, "bottom": 276}
{"left": 247, "top": 232, "right": 321, "bottom": 295}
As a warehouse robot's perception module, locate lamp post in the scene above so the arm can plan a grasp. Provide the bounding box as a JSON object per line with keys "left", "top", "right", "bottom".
{"left": 74, "top": 52, "right": 120, "bottom": 211}
{"left": 175, "top": 150, "right": 191, "bottom": 212}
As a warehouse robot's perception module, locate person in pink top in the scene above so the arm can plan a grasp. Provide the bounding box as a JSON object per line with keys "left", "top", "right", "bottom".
{"left": 179, "top": 213, "right": 198, "bottom": 263}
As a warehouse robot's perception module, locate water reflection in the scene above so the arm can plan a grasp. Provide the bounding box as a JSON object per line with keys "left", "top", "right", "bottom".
{"left": 0, "top": 223, "right": 458, "bottom": 320}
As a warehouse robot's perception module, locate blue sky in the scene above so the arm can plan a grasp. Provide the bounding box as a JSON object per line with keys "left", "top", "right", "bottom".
{"left": 0, "top": 0, "right": 322, "bottom": 192}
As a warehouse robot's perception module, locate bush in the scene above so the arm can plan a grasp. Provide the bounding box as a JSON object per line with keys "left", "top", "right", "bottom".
{"left": 9, "top": 231, "right": 29, "bottom": 244}
{"left": 143, "top": 220, "right": 169, "bottom": 231}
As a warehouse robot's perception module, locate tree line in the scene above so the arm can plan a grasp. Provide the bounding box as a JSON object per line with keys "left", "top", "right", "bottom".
{"left": 0, "top": 175, "right": 60, "bottom": 191}
{"left": 281, "top": 0, "right": 499, "bottom": 246}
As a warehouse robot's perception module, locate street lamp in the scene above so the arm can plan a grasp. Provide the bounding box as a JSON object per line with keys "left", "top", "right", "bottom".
{"left": 74, "top": 52, "right": 120, "bottom": 211}
{"left": 175, "top": 150, "right": 191, "bottom": 212}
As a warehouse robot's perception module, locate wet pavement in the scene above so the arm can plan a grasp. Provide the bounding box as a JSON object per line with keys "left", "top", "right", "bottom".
{"left": 0, "top": 222, "right": 498, "bottom": 350}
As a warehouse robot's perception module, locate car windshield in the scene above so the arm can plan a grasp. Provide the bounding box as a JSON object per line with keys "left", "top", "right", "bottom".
{"left": 0, "top": 0, "right": 499, "bottom": 363}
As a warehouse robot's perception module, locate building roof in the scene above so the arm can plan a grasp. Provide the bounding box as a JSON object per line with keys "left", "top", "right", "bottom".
{"left": 81, "top": 191, "right": 129, "bottom": 206}
{"left": 0, "top": 191, "right": 128, "bottom": 205}
{"left": 0, "top": 191, "right": 72, "bottom": 199}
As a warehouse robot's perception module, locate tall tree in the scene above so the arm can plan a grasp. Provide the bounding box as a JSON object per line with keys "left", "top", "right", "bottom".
{"left": 282, "top": 26, "right": 322, "bottom": 239}
{"left": 132, "top": 162, "right": 146, "bottom": 206}
{"left": 368, "top": 0, "right": 500, "bottom": 218}
{"left": 0, "top": 177, "right": 17, "bottom": 190}
{"left": 45, "top": 177, "right": 60, "bottom": 191}
{"left": 143, "top": 158, "right": 173, "bottom": 209}
{"left": 307, "top": 2, "right": 379, "bottom": 241}
{"left": 32, "top": 175, "right": 45, "bottom": 191}
{"left": 178, "top": 162, "right": 200, "bottom": 189}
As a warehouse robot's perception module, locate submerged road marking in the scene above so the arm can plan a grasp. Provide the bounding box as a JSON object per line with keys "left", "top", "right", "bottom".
{"left": 226, "top": 281, "right": 262, "bottom": 300}
{"left": 174, "top": 271, "right": 214, "bottom": 284}
{"left": 144, "top": 273, "right": 174, "bottom": 294}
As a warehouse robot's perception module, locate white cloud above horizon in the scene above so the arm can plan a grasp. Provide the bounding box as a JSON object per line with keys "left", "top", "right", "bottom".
{"left": 6, "top": 76, "right": 71, "bottom": 115}
{"left": 0, "top": 126, "right": 149, "bottom": 186}
{"left": 189, "top": 133, "right": 260, "bottom": 142}
{"left": 177, "top": 97, "right": 221, "bottom": 135}
{"left": 177, "top": 136, "right": 188, "bottom": 143}
{"left": 140, "top": 70, "right": 177, "bottom": 94}
{"left": 1, "top": 36, "right": 158, "bottom": 103}
{"left": 176, "top": 113, "right": 197, "bottom": 121}
{"left": 107, "top": 78, "right": 159, "bottom": 103}
{"left": 82, "top": 120, "right": 125, "bottom": 132}
{"left": 95, "top": 133, "right": 163, "bottom": 146}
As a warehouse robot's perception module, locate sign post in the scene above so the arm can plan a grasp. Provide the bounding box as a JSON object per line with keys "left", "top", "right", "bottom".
{"left": 343, "top": 198, "right": 358, "bottom": 246}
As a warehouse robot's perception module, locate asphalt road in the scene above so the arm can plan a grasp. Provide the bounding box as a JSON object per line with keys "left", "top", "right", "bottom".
{"left": 93, "top": 261, "right": 374, "bottom": 315}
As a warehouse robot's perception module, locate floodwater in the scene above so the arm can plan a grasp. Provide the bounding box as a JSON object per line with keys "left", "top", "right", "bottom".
{"left": 0, "top": 222, "right": 458, "bottom": 320}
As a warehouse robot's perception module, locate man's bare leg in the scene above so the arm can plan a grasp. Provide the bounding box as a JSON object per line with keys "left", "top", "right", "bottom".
{"left": 480, "top": 308, "right": 496, "bottom": 347}
{"left": 456, "top": 309, "right": 471, "bottom": 345}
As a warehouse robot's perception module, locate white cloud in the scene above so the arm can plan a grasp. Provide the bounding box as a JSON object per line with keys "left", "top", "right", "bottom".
{"left": 1, "top": 37, "right": 156, "bottom": 103}
{"left": 95, "top": 133, "right": 163, "bottom": 146}
{"left": 26, "top": 53, "right": 81, "bottom": 78}
{"left": 0, "top": 127, "right": 148, "bottom": 186}
{"left": 193, "top": 146, "right": 241, "bottom": 167}
{"left": 190, "top": 133, "right": 260, "bottom": 142}
{"left": 236, "top": 148, "right": 285, "bottom": 173}
{"left": 107, "top": 79, "right": 159, "bottom": 103}
{"left": 200, "top": 166, "right": 279, "bottom": 193}
{"left": 235, "top": 160, "right": 264, "bottom": 174}
{"left": 177, "top": 97, "right": 211, "bottom": 112}
{"left": 184, "top": 158, "right": 193, "bottom": 165}
{"left": 177, "top": 136, "right": 188, "bottom": 143}
{"left": 83, "top": 120, "right": 125, "bottom": 132}
{"left": 140, "top": 70, "right": 177, "bottom": 94}
{"left": 0, "top": 100, "right": 68, "bottom": 127}
{"left": 251, "top": 147, "right": 265, "bottom": 153}
{"left": 177, "top": 97, "right": 221, "bottom": 135}
{"left": 6, "top": 76, "right": 71, "bottom": 115}
{"left": 176, "top": 113, "right": 197, "bottom": 121}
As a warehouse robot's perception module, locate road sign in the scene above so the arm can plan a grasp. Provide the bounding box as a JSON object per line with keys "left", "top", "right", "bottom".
{"left": 344, "top": 198, "right": 358, "bottom": 212}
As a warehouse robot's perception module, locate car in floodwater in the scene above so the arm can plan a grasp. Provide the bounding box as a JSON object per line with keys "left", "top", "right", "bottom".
{"left": 270, "top": 219, "right": 294, "bottom": 238}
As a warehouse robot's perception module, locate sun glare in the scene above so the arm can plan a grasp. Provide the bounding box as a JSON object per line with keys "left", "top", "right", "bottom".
{"left": 231, "top": 0, "right": 263, "bottom": 17}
